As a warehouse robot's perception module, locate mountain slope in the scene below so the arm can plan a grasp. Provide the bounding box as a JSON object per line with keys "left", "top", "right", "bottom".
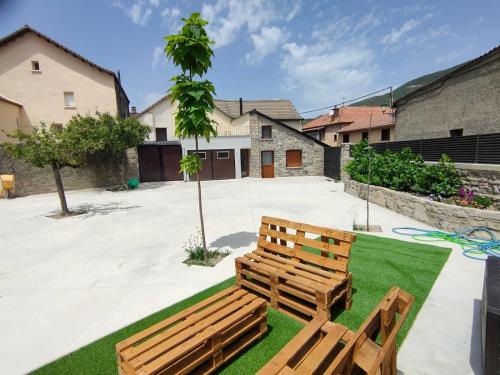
{"left": 352, "top": 62, "right": 465, "bottom": 106}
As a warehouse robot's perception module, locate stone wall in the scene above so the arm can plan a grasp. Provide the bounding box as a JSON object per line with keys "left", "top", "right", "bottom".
{"left": 395, "top": 52, "right": 500, "bottom": 141}
{"left": 249, "top": 113, "right": 324, "bottom": 178}
{"left": 345, "top": 179, "right": 500, "bottom": 236}
{"left": 0, "top": 148, "right": 139, "bottom": 196}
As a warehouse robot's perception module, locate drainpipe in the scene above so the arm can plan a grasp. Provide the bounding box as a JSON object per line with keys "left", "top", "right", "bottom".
{"left": 239, "top": 97, "right": 243, "bottom": 116}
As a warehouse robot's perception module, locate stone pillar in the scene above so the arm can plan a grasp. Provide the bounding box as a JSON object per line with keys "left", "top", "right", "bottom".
{"left": 249, "top": 114, "right": 261, "bottom": 178}
{"left": 340, "top": 143, "right": 353, "bottom": 182}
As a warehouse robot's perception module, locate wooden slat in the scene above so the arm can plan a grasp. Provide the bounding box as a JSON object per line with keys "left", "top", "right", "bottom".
{"left": 261, "top": 216, "right": 356, "bottom": 243}
{"left": 256, "top": 318, "right": 325, "bottom": 375}
{"left": 116, "top": 286, "right": 239, "bottom": 351}
{"left": 261, "top": 227, "right": 351, "bottom": 258}
{"left": 258, "top": 238, "right": 347, "bottom": 274}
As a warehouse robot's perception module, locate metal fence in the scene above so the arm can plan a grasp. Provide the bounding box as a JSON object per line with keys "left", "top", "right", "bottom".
{"left": 368, "top": 133, "right": 500, "bottom": 164}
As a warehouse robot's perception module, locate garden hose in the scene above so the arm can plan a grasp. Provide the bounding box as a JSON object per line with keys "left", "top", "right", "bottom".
{"left": 392, "top": 227, "right": 500, "bottom": 261}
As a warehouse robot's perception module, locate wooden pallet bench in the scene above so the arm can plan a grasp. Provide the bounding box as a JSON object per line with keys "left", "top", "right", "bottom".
{"left": 116, "top": 286, "right": 267, "bottom": 375}
{"left": 257, "top": 286, "right": 414, "bottom": 375}
{"left": 236, "top": 216, "right": 356, "bottom": 322}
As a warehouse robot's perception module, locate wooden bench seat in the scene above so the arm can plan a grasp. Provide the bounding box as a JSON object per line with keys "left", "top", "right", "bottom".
{"left": 257, "top": 286, "right": 414, "bottom": 375}
{"left": 116, "top": 286, "right": 267, "bottom": 375}
{"left": 236, "top": 216, "right": 356, "bottom": 322}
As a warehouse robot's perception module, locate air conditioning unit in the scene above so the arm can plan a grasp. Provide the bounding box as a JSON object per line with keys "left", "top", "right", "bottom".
{"left": 482, "top": 256, "right": 500, "bottom": 375}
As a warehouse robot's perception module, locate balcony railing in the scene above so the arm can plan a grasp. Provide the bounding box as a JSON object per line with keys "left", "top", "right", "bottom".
{"left": 215, "top": 125, "right": 250, "bottom": 136}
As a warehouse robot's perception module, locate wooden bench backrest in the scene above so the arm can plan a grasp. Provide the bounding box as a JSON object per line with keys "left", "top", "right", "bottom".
{"left": 257, "top": 216, "right": 356, "bottom": 277}
{"left": 324, "top": 286, "right": 415, "bottom": 374}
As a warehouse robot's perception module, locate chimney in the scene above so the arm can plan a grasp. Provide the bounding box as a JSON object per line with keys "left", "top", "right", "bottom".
{"left": 131, "top": 106, "right": 136, "bottom": 114}
{"left": 333, "top": 106, "right": 340, "bottom": 117}
{"left": 239, "top": 97, "right": 243, "bottom": 116}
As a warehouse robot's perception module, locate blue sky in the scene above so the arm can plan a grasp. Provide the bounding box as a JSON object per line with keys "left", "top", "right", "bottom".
{"left": 1, "top": 0, "right": 499, "bottom": 115}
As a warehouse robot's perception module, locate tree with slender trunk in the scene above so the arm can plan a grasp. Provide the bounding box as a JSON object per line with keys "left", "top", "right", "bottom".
{"left": 165, "top": 13, "right": 217, "bottom": 260}
{"left": 2, "top": 113, "right": 150, "bottom": 215}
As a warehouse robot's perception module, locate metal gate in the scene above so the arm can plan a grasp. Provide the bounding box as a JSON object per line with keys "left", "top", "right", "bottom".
{"left": 324, "top": 147, "right": 341, "bottom": 180}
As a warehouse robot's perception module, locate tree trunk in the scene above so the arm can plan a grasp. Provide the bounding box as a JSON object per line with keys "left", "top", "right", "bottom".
{"left": 194, "top": 136, "right": 208, "bottom": 260}
{"left": 51, "top": 161, "right": 69, "bottom": 215}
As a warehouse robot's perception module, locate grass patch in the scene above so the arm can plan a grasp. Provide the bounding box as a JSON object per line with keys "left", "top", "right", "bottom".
{"left": 31, "top": 233, "right": 450, "bottom": 374}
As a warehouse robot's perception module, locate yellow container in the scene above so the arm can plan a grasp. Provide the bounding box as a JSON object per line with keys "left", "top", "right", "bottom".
{"left": 1, "top": 175, "right": 14, "bottom": 189}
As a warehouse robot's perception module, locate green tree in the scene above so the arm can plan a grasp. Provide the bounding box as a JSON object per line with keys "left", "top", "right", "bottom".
{"left": 2, "top": 113, "right": 150, "bottom": 215}
{"left": 165, "top": 12, "right": 217, "bottom": 260}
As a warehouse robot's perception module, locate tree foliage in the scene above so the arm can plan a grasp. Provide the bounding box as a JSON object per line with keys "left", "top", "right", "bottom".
{"left": 345, "top": 140, "right": 462, "bottom": 197}
{"left": 165, "top": 12, "right": 216, "bottom": 260}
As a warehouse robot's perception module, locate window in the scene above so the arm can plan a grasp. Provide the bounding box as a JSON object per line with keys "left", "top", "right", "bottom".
{"left": 195, "top": 151, "right": 206, "bottom": 160}
{"left": 381, "top": 128, "right": 391, "bottom": 141}
{"left": 31, "top": 61, "right": 40, "bottom": 71}
{"left": 319, "top": 129, "right": 325, "bottom": 141}
{"left": 342, "top": 134, "right": 350, "bottom": 143}
{"left": 261, "top": 125, "right": 272, "bottom": 139}
{"left": 286, "top": 150, "right": 302, "bottom": 168}
{"left": 155, "top": 128, "right": 167, "bottom": 141}
{"left": 450, "top": 129, "right": 463, "bottom": 137}
{"left": 64, "top": 92, "right": 75, "bottom": 107}
{"left": 50, "top": 123, "right": 63, "bottom": 132}
{"left": 217, "top": 151, "right": 230, "bottom": 159}
{"left": 362, "top": 131, "right": 369, "bottom": 141}
{"left": 334, "top": 134, "right": 338, "bottom": 142}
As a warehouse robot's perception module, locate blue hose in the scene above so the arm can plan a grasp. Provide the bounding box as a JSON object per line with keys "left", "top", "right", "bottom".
{"left": 392, "top": 227, "right": 500, "bottom": 260}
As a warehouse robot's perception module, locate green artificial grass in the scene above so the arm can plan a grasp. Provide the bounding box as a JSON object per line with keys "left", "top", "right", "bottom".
{"left": 32, "top": 233, "right": 450, "bottom": 375}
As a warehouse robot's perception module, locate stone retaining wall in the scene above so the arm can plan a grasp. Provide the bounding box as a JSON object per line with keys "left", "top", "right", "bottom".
{"left": 0, "top": 148, "right": 139, "bottom": 197}
{"left": 345, "top": 179, "right": 500, "bottom": 236}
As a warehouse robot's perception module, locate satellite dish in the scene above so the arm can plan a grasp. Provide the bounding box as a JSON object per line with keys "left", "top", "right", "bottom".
{"left": 328, "top": 109, "right": 334, "bottom": 116}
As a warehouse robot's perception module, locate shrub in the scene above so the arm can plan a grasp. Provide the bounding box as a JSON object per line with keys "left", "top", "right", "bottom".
{"left": 183, "top": 231, "right": 230, "bottom": 266}
{"left": 345, "top": 140, "right": 462, "bottom": 197}
{"left": 473, "top": 195, "right": 493, "bottom": 209}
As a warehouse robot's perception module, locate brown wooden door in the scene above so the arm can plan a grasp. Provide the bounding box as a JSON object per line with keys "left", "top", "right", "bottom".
{"left": 212, "top": 150, "right": 235, "bottom": 179}
{"left": 240, "top": 149, "right": 250, "bottom": 177}
{"left": 261, "top": 151, "right": 274, "bottom": 178}
{"left": 138, "top": 145, "right": 162, "bottom": 182}
{"left": 160, "top": 145, "right": 183, "bottom": 181}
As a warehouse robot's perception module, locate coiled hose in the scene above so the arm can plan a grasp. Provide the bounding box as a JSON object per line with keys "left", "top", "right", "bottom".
{"left": 392, "top": 227, "right": 500, "bottom": 260}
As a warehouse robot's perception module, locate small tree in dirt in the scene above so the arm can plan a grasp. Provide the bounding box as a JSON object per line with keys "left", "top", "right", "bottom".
{"left": 2, "top": 113, "right": 150, "bottom": 215}
{"left": 165, "top": 13, "right": 217, "bottom": 260}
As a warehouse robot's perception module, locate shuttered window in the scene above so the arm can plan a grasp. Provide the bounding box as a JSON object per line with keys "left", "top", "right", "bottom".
{"left": 286, "top": 150, "right": 302, "bottom": 168}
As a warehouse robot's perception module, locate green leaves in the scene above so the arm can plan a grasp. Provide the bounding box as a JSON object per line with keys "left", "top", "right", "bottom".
{"left": 345, "top": 140, "right": 463, "bottom": 197}
{"left": 164, "top": 13, "right": 214, "bottom": 77}
{"left": 1, "top": 113, "right": 151, "bottom": 169}
{"left": 179, "top": 154, "right": 203, "bottom": 174}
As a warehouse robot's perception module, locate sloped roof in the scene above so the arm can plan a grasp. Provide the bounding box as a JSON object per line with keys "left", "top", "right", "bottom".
{"left": 251, "top": 110, "right": 328, "bottom": 147}
{"left": 0, "top": 95, "right": 22, "bottom": 107}
{"left": 0, "top": 25, "right": 129, "bottom": 103}
{"left": 215, "top": 99, "right": 302, "bottom": 120}
{"left": 395, "top": 44, "right": 500, "bottom": 106}
{"left": 302, "top": 106, "right": 394, "bottom": 133}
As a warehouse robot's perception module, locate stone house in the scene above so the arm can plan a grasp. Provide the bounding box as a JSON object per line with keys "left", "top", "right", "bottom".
{"left": 0, "top": 25, "right": 135, "bottom": 196}
{"left": 303, "top": 106, "right": 394, "bottom": 146}
{"left": 135, "top": 96, "right": 322, "bottom": 181}
{"left": 395, "top": 44, "right": 500, "bottom": 140}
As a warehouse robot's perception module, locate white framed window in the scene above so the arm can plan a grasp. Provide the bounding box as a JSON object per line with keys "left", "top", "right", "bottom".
{"left": 195, "top": 152, "right": 207, "bottom": 160}
{"left": 64, "top": 92, "right": 75, "bottom": 107}
{"left": 217, "top": 151, "right": 230, "bottom": 159}
{"left": 31, "top": 61, "right": 40, "bottom": 72}
{"left": 50, "top": 123, "right": 63, "bottom": 132}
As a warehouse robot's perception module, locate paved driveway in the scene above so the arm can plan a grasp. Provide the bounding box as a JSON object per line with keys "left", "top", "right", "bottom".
{"left": 0, "top": 176, "right": 483, "bottom": 374}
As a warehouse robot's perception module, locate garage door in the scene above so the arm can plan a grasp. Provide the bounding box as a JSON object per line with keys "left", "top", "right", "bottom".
{"left": 188, "top": 149, "right": 235, "bottom": 180}
{"left": 138, "top": 145, "right": 183, "bottom": 182}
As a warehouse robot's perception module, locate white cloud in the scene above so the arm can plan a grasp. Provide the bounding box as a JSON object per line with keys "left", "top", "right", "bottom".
{"left": 152, "top": 46, "right": 165, "bottom": 69}
{"left": 149, "top": 0, "right": 160, "bottom": 7}
{"left": 284, "top": 0, "right": 301, "bottom": 22}
{"left": 382, "top": 19, "right": 420, "bottom": 45}
{"left": 161, "top": 7, "right": 181, "bottom": 33}
{"left": 279, "top": 13, "right": 382, "bottom": 108}
{"left": 202, "top": 0, "right": 275, "bottom": 48}
{"left": 245, "top": 26, "right": 287, "bottom": 65}
{"left": 112, "top": 0, "right": 153, "bottom": 26}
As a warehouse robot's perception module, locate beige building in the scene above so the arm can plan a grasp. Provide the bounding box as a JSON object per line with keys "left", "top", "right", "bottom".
{"left": 0, "top": 25, "right": 129, "bottom": 142}
{"left": 303, "top": 106, "right": 394, "bottom": 146}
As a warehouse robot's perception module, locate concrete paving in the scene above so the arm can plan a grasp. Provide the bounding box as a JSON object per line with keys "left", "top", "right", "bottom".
{"left": 0, "top": 176, "right": 484, "bottom": 374}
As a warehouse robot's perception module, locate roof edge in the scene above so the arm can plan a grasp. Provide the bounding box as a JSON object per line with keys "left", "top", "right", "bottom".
{"left": 250, "top": 110, "right": 329, "bottom": 147}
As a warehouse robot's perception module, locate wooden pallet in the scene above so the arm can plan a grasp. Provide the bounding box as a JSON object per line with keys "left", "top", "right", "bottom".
{"left": 116, "top": 286, "right": 267, "bottom": 375}
{"left": 236, "top": 216, "right": 356, "bottom": 322}
{"left": 257, "top": 286, "right": 414, "bottom": 375}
